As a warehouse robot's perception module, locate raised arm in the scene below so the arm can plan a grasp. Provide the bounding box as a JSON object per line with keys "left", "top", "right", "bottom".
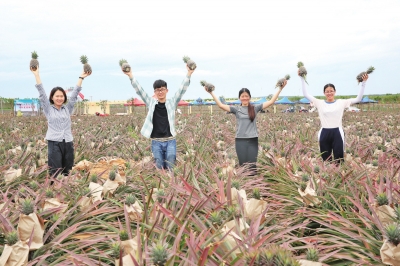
{"left": 66, "top": 71, "right": 91, "bottom": 112}
{"left": 262, "top": 80, "right": 287, "bottom": 109}
{"left": 300, "top": 77, "right": 316, "bottom": 103}
{"left": 172, "top": 65, "right": 195, "bottom": 106}
{"left": 124, "top": 70, "right": 151, "bottom": 105}
{"left": 31, "top": 67, "right": 50, "bottom": 115}
{"left": 207, "top": 90, "right": 230, "bottom": 112}
{"left": 349, "top": 74, "right": 368, "bottom": 104}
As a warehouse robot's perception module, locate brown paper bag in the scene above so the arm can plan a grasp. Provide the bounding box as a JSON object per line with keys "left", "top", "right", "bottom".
{"left": 245, "top": 198, "right": 268, "bottom": 220}
{"left": 298, "top": 182, "right": 321, "bottom": 207}
{"left": 374, "top": 205, "right": 396, "bottom": 226}
{"left": 298, "top": 260, "right": 323, "bottom": 266}
{"left": 42, "top": 198, "right": 68, "bottom": 213}
{"left": 89, "top": 182, "right": 103, "bottom": 202}
{"left": 220, "top": 227, "right": 242, "bottom": 254}
{"left": 126, "top": 202, "right": 143, "bottom": 221}
{"left": 224, "top": 219, "right": 249, "bottom": 233}
{"left": 103, "top": 179, "right": 119, "bottom": 195}
{"left": 0, "top": 241, "right": 29, "bottom": 266}
{"left": 230, "top": 188, "right": 247, "bottom": 204}
{"left": 380, "top": 240, "right": 400, "bottom": 265}
{"left": 115, "top": 254, "right": 137, "bottom": 266}
{"left": 17, "top": 213, "right": 45, "bottom": 250}
{"left": 114, "top": 173, "right": 126, "bottom": 185}
{"left": 79, "top": 196, "right": 93, "bottom": 211}
{"left": 4, "top": 168, "right": 22, "bottom": 184}
{"left": 73, "top": 160, "right": 93, "bottom": 171}
{"left": 121, "top": 236, "right": 139, "bottom": 257}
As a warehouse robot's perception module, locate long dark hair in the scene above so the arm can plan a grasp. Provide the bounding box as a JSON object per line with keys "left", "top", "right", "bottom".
{"left": 49, "top": 87, "right": 67, "bottom": 104}
{"left": 238, "top": 88, "right": 255, "bottom": 122}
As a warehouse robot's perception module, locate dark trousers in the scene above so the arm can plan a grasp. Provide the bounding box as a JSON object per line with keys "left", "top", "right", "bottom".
{"left": 319, "top": 128, "right": 344, "bottom": 163}
{"left": 235, "top": 137, "right": 258, "bottom": 175}
{"left": 47, "top": 140, "right": 74, "bottom": 176}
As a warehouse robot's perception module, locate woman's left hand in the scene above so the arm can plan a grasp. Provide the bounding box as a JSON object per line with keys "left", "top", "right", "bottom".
{"left": 281, "top": 80, "right": 287, "bottom": 89}
{"left": 80, "top": 71, "right": 91, "bottom": 78}
{"left": 362, "top": 73, "right": 368, "bottom": 82}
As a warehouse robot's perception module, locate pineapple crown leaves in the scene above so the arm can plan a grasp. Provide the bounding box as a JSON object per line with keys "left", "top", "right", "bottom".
{"left": 119, "top": 230, "right": 129, "bottom": 241}
{"left": 306, "top": 248, "right": 319, "bottom": 262}
{"left": 297, "top": 61, "right": 305, "bottom": 68}
{"left": 110, "top": 242, "right": 122, "bottom": 259}
{"left": 376, "top": 192, "right": 389, "bottom": 206}
{"left": 80, "top": 55, "right": 89, "bottom": 64}
{"left": 200, "top": 80, "right": 207, "bottom": 87}
{"left": 366, "top": 66, "right": 375, "bottom": 74}
{"left": 5, "top": 231, "right": 19, "bottom": 246}
{"left": 284, "top": 74, "right": 290, "bottom": 80}
{"left": 119, "top": 59, "right": 128, "bottom": 66}
{"left": 45, "top": 188, "right": 55, "bottom": 198}
{"left": 150, "top": 242, "right": 171, "bottom": 265}
{"left": 31, "top": 51, "right": 39, "bottom": 59}
{"left": 21, "top": 198, "right": 35, "bottom": 215}
{"left": 385, "top": 223, "right": 400, "bottom": 246}
{"left": 182, "top": 56, "right": 191, "bottom": 63}
{"left": 109, "top": 170, "right": 116, "bottom": 181}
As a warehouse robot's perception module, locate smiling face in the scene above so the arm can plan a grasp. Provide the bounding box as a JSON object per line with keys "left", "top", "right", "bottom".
{"left": 239, "top": 92, "right": 251, "bottom": 106}
{"left": 324, "top": 86, "right": 336, "bottom": 102}
{"left": 52, "top": 90, "right": 65, "bottom": 108}
{"left": 154, "top": 86, "right": 168, "bottom": 103}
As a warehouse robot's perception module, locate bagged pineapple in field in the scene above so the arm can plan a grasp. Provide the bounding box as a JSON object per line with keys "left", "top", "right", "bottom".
{"left": 4, "top": 167, "right": 22, "bottom": 184}
{"left": 0, "top": 241, "right": 29, "bottom": 266}
{"left": 126, "top": 201, "right": 143, "bottom": 221}
{"left": 89, "top": 182, "right": 103, "bottom": 202}
{"left": 230, "top": 187, "right": 247, "bottom": 204}
{"left": 298, "top": 181, "right": 321, "bottom": 207}
{"left": 42, "top": 198, "right": 69, "bottom": 213}
{"left": 374, "top": 204, "right": 395, "bottom": 226}
{"left": 17, "top": 213, "right": 45, "bottom": 250}
{"left": 380, "top": 240, "right": 400, "bottom": 265}
{"left": 121, "top": 234, "right": 140, "bottom": 257}
{"left": 79, "top": 196, "right": 93, "bottom": 211}
{"left": 245, "top": 198, "right": 268, "bottom": 220}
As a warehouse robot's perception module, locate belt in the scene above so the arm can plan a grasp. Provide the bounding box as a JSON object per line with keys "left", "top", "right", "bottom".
{"left": 151, "top": 136, "right": 176, "bottom": 142}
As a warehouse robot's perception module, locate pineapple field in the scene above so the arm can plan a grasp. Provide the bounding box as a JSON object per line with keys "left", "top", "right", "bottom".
{"left": 1, "top": 110, "right": 400, "bottom": 265}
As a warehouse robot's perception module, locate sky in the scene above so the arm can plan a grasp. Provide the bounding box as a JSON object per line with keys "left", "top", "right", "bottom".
{"left": 0, "top": 0, "right": 399, "bottom": 101}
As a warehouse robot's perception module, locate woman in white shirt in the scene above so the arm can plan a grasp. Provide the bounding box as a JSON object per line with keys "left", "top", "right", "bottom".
{"left": 299, "top": 71, "right": 369, "bottom": 164}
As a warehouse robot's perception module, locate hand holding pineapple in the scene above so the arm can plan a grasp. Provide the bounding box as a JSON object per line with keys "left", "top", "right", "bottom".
{"left": 80, "top": 55, "right": 92, "bottom": 74}
{"left": 356, "top": 66, "right": 373, "bottom": 83}
{"left": 200, "top": 80, "right": 215, "bottom": 93}
{"left": 275, "top": 75, "right": 290, "bottom": 90}
{"left": 297, "top": 61, "right": 308, "bottom": 84}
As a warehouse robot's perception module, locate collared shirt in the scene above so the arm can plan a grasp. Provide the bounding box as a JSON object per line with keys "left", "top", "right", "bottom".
{"left": 130, "top": 75, "right": 191, "bottom": 139}
{"left": 36, "top": 83, "right": 81, "bottom": 142}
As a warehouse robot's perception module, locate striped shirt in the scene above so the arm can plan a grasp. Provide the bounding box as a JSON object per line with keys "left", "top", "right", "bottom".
{"left": 130, "top": 75, "right": 191, "bottom": 138}
{"left": 36, "top": 83, "right": 81, "bottom": 142}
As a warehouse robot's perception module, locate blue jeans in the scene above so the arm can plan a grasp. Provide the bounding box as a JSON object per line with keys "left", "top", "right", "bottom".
{"left": 151, "top": 139, "right": 176, "bottom": 170}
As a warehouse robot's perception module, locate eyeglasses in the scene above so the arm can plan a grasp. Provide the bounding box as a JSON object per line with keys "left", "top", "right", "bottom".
{"left": 154, "top": 88, "right": 166, "bottom": 93}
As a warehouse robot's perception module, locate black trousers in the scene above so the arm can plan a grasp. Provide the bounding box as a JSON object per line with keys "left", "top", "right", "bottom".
{"left": 235, "top": 137, "right": 258, "bottom": 174}
{"left": 319, "top": 128, "right": 344, "bottom": 163}
{"left": 47, "top": 140, "right": 74, "bottom": 176}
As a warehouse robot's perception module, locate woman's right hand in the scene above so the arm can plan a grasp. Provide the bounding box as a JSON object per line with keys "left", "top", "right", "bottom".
{"left": 204, "top": 87, "right": 211, "bottom": 94}
{"left": 30, "top": 66, "right": 39, "bottom": 76}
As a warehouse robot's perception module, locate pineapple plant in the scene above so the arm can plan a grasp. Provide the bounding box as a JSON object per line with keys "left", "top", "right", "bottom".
{"left": 275, "top": 74, "right": 290, "bottom": 89}
{"left": 356, "top": 66, "right": 375, "bottom": 84}
{"left": 119, "top": 59, "right": 131, "bottom": 73}
{"left": 252, "top": 188, "right": 261, "bottom": 200}
{"left": 182, "top": 55, "right": 197, "bottom": 70}
{"left": 80, "top": 55, "right": 92, "bottom": 74}
{"left": 125, "top": 194, "right": 136, "bottom": 205}
{"left": 90, "top": 174, "right": 98, "bottom": 183}
{"left": 45, "top": 188, "right": 54, "bottom": 198}
{"left": 297, "top": 61, "right": 308, "bottom": 84}
{"left": 300, "top": 174, "right": 309, "bottom": 192}
{"left": 21, "top": 198, "right": 34, "bottom": 215}
{"left": 209, "top": 211, "right": 223, "bottom": 225}
{"left": 231, "top": 180, "right": 240, "bottom": 190}
{"left": 376, "top": 192, "right": 389, "bottom": 206}
{"left": 109, "top": 170, "right": 116, "bottom": 181}
{"left": 29, "top": 180, "right": 39, "bottom": 191}
{"left": 110, "top": 242, "right": 122, "bottom": 259}
{"left": 386, "top": 223, "right": 400, "bottom": 246}
{"left": 150, "top": 243, "right": 170, "bottom": 266}
{"left": 119, "top": 230, "right": 129, "bottom": 241}
{"left": 306, "top": 248, "right": 319, "bottom": 262}
{"left": 200, "top": 80, "right": 215, "bottom": 92}
{"left": 30, "top": 51, "right": 39, "bottom": 71}
{"left": 5, "top": 231, "right": 19, "bottom": 246}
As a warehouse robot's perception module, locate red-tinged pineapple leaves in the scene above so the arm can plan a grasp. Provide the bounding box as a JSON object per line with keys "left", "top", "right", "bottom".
{"left": 30, "top": 51, "right": 39, "bottom": 71}
{"left": 297, "top": 61, "right": 308, "bottom": 84}
{"left": 183, "top": 55, "right": 197, "bottom": 70}
{"left": 80, "top": 55, "right": 92, "bottom": 74}
{"left": 200, "top": 80, "right": 215, "bottom": 92}
{"left": 119, "top": 59, "right": 131, "bottom": 73}
{"left": 356, "top": 66, "right": 374, "bottom": 84}
{"left": 275, "top": 74, "right": 290, "bottom": 89}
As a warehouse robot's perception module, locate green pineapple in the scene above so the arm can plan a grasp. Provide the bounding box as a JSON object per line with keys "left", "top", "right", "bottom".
{"left": 376, "top": 192, "right": 389, "bottom": 206}
{"left": 90, "top": 174, "right": 98, "bottom": 183}
{"left": 45, "top": 188, "right": 54, "bottom": 198}
{"left": 30, "top": 51, "right": 39, "bottom": 71}
{"left": 182, "top": 55, "right": 197, "bottom": 70}
{"left": 109, "top": 170, "right": 116, "bottom": 181}
{"left": 252, "top": 188, "right": 261, "bottom": 200}
{"left": 300, "top": 182, "right": 307, "bottom": 192}
{"left": 226, "top": 205, "right": 241, "bottom": 218}
{"left": 110, "top": 242, "right": 122, "bottom": 259}
{"left": 119, "top": 230, "right": 129, "bottom": 241}
{"left": 29, "top": 180, "right": 39, "bottom": 191}
{"left": 200, "top": 80, "right": 215, "bottom": 92}
{"left": 386, "top": 223, "right": 400, "bottom": 246}
{"left": 356, "top": 66, "right": 375, "bottom": 84}
{"left": 301, "top": 174, "right": 310, "bottom": 182}
{"left": 125, "top": 194, "right": 136, "bottom": 205}
{"left": 5, "top": 231, "right": 19, "bottom": 246}
{"left": 150, "top": 243, "right": 170, "bottom": 266}
{"left": 21, "top": 198, "right": 34, "bottom": 215}
{"left": 209, "top": 211, "right": 222, "bottom": 225}
{"left": 80, "top": 55, "right": 92, "bottom": 74}
{"left": 297, "top": 61, "right": 308, "bottom": 84}
{"left": 275, "top": 74, "right": 290, "bottom": 89}
{"left": 119, "top": 59, "right": 131, "bottom": 73}
{"left": 306, "top": 248, "right": 319, "bottom": 262}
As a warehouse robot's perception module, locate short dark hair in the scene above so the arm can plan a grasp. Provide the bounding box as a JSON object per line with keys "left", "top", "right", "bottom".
{"left": 153, "top": 80, "right": 167, "bottom": 90}
{"left": 49, "top": 87, "right": 67, "bottom": 104}
{"left": 324, "top": 83, "right": 336, "bottom": 93}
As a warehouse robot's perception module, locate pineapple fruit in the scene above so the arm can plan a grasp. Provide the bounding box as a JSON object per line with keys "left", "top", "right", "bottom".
{"left": 119, "top": 230, "right": 129, "bottom": 241}
{"left": 125, "top": 194, "right": 136, "bottom": 205}
{"left": 6, "top": 231, "right": 19, "bottom": 246}
{"left": 150, "top": 243, "right": 170, "bottom": 266}
{"left": 109, "top": 170, "right": 116, "bottom": 181}
{"left": 182, "top": 55, "right": 197, "bottom": 70}
{"left": 297, "top": 61, "right": 308, "bottom": 84}
{"left": 30, "top": 51, "right": 39, "bottom": 71}
{"left": 119, "top": 59, "right": 131, "bottom": 73}
{"left": 356, "top": 66, "right": 375, "bottom": 84}
{"left": 200, "top": 80, "right": 215, "bottom": 92}
{"left": 376, "top": 192, "right": 389, "bottom": 206}
{"left": 275, "top": 74, "right": 290, "bottom": 89}
{"left": 21, "top": 198, "right": 34, "bottom": 215}
{"left": 80, "top": 55, "right": 92, "bottom": 74}
{"left": 386, "top": 223, "right": 400, "bottom": 246}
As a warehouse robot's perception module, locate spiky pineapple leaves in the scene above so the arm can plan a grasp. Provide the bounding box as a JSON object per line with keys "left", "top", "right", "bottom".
{"left": 356, "top": 66, "right": 375, "bottom": 84}
{"left": 297, "top": 61, "right": 308, "bottom": 84}
{"left": 275, "top": 74, "right": 290, "bottom": 89}
{"left": 119, "top": 59, "right": 131, "bottom": 73}
{"left": 80, "top": 55, "right": 92, "bottom": 74}
{"left": 183, "top": 55, "right": 197, "bottom": 70}
{"left": 200, "top": 80, "right": 215, "bottom": 92}
{"left": 30, "top": 51, "right": 39, "bottom": 71}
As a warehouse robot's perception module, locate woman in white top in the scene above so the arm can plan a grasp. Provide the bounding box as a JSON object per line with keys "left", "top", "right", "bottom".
{"left": 299, "top": 71, "right": 369, "bottom": 164}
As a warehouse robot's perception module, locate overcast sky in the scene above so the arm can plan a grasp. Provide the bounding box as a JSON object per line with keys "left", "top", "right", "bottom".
{"left": 1, "top": 0, "right": 399, "bottom": 101}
